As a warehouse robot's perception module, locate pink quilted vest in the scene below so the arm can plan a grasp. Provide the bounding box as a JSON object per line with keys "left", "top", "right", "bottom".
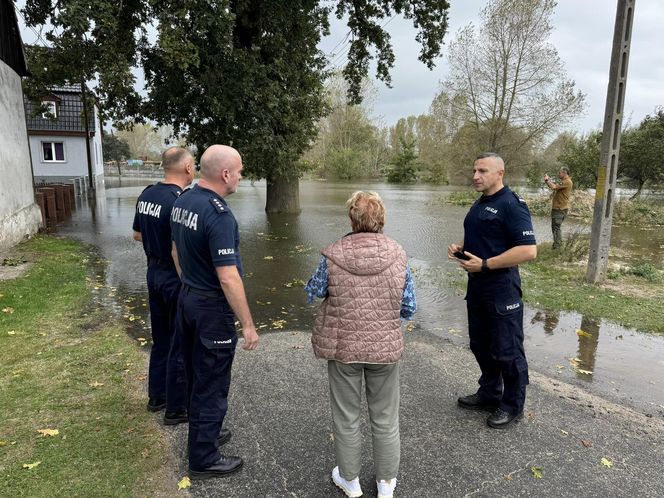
{"left": 311, "top": 232, "right": 407, "bottom": 364}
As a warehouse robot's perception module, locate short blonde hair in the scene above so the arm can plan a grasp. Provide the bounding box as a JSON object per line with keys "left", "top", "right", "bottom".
{"left": 346, "top": 191, "right": 385, "bottom": 233}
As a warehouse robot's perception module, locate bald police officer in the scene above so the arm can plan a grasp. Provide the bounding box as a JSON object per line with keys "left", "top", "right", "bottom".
{"left": 133, "top": 147, "right": 194, "bottom": 413}
{"left": 448, "top": 153, "right": 537, "bottom": 429}
{"left": 170, "top": 144, "right": 259, "bottom": 480}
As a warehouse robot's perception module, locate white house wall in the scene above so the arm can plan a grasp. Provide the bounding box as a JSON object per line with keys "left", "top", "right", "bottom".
{"left": 0, "top": 60, "right": 42, "bottom": 252}
{"left": 30, "top": 134, "right": 104, "bottom": 189}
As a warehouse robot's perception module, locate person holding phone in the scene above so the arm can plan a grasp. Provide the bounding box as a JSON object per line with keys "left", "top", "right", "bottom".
{"left": 544, "top": 167, "right": 573, "bottom": 250}
{"left": 448, "top": 153, "right": 537, "bottom": 429}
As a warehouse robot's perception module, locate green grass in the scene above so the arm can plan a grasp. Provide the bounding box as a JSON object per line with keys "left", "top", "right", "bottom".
{"left": 0, "top": 236, "right": 174, "bottom": 497}
{"left": 520, "top": 243, "right": 664, "bottom": 334}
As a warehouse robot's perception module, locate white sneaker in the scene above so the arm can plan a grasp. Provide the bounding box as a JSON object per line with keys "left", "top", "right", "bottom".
{"left": 331, "top": 466, "right": 363, "bottom": 497}
{"left": 377, "top": 478, "right": 397, "bottom": 498}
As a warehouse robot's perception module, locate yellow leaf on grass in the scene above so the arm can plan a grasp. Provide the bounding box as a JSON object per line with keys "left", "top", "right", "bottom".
{"left": 2, "top": 307, "right": 15, "bottom": 314}
{"left": 23, "top": 461, "right": 41, "bottom": 470}
{"left": 601, "top": 458, "right": 613, "bottom": 468}
{"left": 89, "top": 381, "right": 104, "bottom": 388}
{"left": 37, "top": 429, "right": 59, "bottom": 437}
{"left": 7, "top": 330, "right": 16, "bottom": 336}
{"left": 576, "top": 329, "right": 592, "bottom": 338}
{"left": 178, "top": 476, "right": 191, "bottom": 489}
{"left": 531, "top": 466, "right": 543, "bottom": 479}
{"left": 263, "top": 256, "right": 274, "bottom": 260}
{"left": 577, "top": 369, "right": 593, "bottom": 375}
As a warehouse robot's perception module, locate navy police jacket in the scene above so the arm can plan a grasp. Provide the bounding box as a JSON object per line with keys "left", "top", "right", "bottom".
{"left": 463, "top": 186, "right": 536, "bottom": 300}
{"left": 133, "top": 182, "right": 182, "bottom": 266}
{"left": 170, "top": 184, "right": 242, "bottom": 292}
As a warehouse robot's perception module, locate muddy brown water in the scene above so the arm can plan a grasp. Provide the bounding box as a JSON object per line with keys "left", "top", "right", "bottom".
{"left": 60, "top": 178, "right": 664, "bottom": 416}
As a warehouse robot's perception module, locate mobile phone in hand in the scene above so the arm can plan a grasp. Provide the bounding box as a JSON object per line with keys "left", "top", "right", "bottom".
{"left": 453, "top": 251, "right": 470, "bottom": 261}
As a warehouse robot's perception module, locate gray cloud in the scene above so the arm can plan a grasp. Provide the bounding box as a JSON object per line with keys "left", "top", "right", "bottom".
{"left": 321, "top": 0, "right": 664, "bottom": 135}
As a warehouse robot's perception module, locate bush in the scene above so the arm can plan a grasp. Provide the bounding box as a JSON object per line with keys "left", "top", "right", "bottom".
{"left": 628, "top": 262, "right": 661, "bottom": 282}
{"left": 613, "top": 199, "right": 664, "bottom": 225}
{"left": 446, "top": 190, "right": 479, "bottom": 206}
{"left": 536, "top": 229, "right": 590, "bottom": 263}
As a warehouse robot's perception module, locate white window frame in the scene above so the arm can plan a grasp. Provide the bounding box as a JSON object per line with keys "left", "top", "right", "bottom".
{"left": 41, "top": 101, "right": 57, "bottom": 119}
{"left": 41, "top": 141, "right": 66, "bottom": 163}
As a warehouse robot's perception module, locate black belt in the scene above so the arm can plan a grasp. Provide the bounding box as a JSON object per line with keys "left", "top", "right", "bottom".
{"left": 182, "top": 284, "right": 224, "bottom": 298}
{"left": 468, "top": 267, "right": 509, "bottom": 279}
{"left": 147, "top": 257, "right": 175, "bottom": 269}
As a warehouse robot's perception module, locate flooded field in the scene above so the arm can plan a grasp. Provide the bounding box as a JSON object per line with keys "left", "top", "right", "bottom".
{"left": 60, "top": 178, "right": 664, "bottom": 416}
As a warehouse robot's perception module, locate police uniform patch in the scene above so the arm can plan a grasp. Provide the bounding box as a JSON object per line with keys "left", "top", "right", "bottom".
{"left": 512, "top": 191, "right": 527, "bottom": 203}
{"left": 210, "top": 197, "right": 226, "bottom": 213}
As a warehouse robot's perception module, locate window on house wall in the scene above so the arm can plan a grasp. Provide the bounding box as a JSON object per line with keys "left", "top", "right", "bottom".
{"left": 42, "top": 101, "right": 57, "bottom": 119}
{"left": 42, "top": 142, "right": 65, "bottom": 162}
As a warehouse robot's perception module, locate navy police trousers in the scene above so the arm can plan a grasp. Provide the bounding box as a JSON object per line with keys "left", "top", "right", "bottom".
{"left": 176, "top": 286, "right": 237, "bottom": 470}
{"left": 146, "top": 263, "right": 185, "bottom": 404}
{"left": 467, "top": 297, "right": 529, "bottom": 414}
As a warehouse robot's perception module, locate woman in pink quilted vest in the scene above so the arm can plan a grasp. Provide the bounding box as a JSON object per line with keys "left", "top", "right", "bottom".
{"left": 305, "top": 191, "right": 416, "bottom": 498}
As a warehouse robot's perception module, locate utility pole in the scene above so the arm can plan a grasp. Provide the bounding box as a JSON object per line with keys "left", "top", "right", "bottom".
{"left": 81, "top": 79, "right": 95, "bottom": 195}
{"left": 586, "top": 0, "right": 635, "bottom": 284}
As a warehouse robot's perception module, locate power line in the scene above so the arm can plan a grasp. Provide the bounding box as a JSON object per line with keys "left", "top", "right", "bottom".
{"left": 13, "top": 4, "right": 51, "bottom": 48}
{"left": 325, "top": 13, "right": 398, "bottom": 73}
{"left": 325, "top": 29, "right": 351, "bottom": 58}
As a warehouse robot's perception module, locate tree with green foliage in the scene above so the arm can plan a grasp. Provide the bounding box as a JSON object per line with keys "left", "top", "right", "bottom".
{"left": 619, "top": 109, "right": 664, "bottom": 198}
{"left": 558, "top": 131, "right": 603, "bottom": 189}
{"left": 386, "top": 137, "right": 418, "bottom": 183}
{"left": 22, "top": 0, "right": 450, "bottom": 212}
{"left": 526, "top": 132, "right": 577, "bottom": 186}
{"left": 102, "top": 132, "right": 131, "bottom": 175}
{"left": 439, "top": 0, "right": 584, "bottom": 170}
{"left": 305, "top": 74, "right": 387, "bottom": 180}
{"left": 21, "top": 1, "right": 147, "bottom": 122}
{"left": 142, "top": 1, "right": 450, "bottom": 212}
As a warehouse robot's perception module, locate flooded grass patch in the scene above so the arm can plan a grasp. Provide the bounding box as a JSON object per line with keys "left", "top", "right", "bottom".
{"left": 522, "top": 243, "right": 664, "bottom": 334}
{"left": 0, "top": 236, "right": 174, "bottom": 497}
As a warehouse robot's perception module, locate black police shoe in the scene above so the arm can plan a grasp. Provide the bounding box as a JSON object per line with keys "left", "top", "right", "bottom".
{"left": 189, "top": 455, "right": 243, "bottom": 480}
{"left": 146, "top": 398, "right": 166, "bottom": 412}
{"left": 487, "top": 408, "right": 523, "bottom": 429}
{"left": 457, "top": 393, "right": 500, "bottom": 411}
{"left": 163, "top": 411, "right": 188, "bottom": 426}
{"left": 218, "top": 428, "right": 232, "bottom": 446}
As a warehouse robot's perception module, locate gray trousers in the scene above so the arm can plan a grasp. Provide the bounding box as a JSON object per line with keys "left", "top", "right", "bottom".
{"left": 327, "top": 360, "right": 400, "bottom": 481}
{"left": 551, "top": 208, "right": 568, "bottom": 249}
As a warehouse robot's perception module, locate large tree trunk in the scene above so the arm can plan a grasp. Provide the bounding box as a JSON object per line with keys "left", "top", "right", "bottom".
{"left": 265, "top": 176, "right": 301, "bottom": 214}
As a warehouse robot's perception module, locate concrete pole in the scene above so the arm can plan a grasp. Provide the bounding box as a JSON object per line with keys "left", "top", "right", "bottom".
{"left": 586, "top": 0, "right": 635, "bottom": 284}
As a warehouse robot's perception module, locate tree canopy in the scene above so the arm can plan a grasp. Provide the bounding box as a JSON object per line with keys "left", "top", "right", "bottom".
{"left": 22, "top": 0, "right": 451, "bottom": 212}
{"left": 439, "top": 0, "right": 585, "bottom": 172}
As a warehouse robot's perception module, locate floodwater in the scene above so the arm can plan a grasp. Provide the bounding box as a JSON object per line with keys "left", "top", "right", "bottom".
{"left": 60, "top": 178, "right": 664, "bottom": 416}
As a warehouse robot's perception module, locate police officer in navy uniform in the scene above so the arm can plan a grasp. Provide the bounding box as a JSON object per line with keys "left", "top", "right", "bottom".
{"left": 448, "top": 152, "right": 537, "bottom": 429}
{"left": 170, "top": 144, "right": 259, "bottom": 480}
{"left": 132, "top": 147, "right": 195, "bottom": 414}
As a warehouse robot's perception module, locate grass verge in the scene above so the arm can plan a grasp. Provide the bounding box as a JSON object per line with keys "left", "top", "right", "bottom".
{"left": 521, "top": 241, "right": 664, "bottom": 334}
{"left": 0, "top": 236, "right": 175, "bottom": 497}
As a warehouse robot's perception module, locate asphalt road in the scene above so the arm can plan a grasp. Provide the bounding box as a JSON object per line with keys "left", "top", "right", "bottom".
{"left": 160, "top": 330, "right": 664, "bottom": 498}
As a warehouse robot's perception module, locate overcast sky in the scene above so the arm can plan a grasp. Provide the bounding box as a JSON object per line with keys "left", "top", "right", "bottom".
{"left": 17, "top": 1, "right": 663, "bottom": 136}
{"left": 320, "top": 0, "right": 664, "bottom": 134}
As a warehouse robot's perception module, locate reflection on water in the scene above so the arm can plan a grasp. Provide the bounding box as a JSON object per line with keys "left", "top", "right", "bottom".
{"left": 61, "top": 179, "right": 664, "bottom": 415}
